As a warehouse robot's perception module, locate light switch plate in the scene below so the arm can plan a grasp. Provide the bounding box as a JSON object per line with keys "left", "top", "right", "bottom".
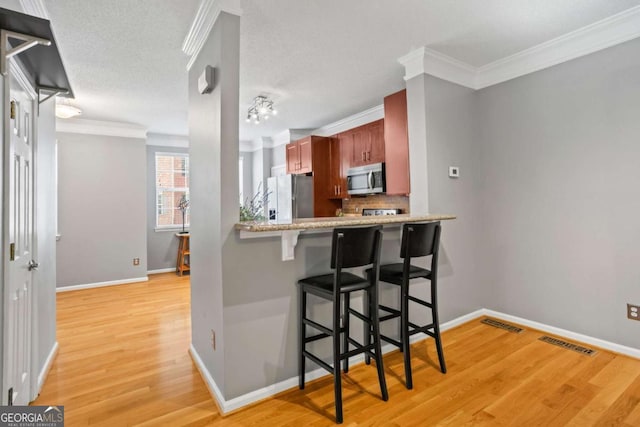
{"left": 449, "top": 166, "right": 460, "bottom": 178}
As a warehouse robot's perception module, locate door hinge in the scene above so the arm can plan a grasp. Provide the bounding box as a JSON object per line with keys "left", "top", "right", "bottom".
{"left": 8, "top": 387, "right": 13, "bottom": 406}
{"left": 9, "top": 243, "right": 15, "bottom": 261}
{"left": 10, "top": 100, "right": 16, "bottom": 119}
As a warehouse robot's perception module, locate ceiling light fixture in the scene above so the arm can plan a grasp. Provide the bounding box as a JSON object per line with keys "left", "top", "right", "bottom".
{"left": 55, "top": 101, "right": 82, "bottom": 119}
{"left": 245, "top": 95, "right": 277, "bottom": 124}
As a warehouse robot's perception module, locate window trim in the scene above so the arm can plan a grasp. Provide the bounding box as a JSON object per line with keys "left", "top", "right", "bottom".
{"left": 155, "top": 152, "right": 190, "bottom": 229}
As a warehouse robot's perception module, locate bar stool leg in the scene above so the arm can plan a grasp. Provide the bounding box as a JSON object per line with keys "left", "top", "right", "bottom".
{"left": 370, "top": 285, "right": 389, "bottom": 401}
{"left": 343, "top": 294, "right": 350, "bottom": 373}
{"left": 298, "top": 286, "right": 306, "bottom": 389}
{"left": 401, "top": 282, "right": 413, "bottom": 390}
{"left": 431, "top": 282, "right": 447, "bottom": 374}
{"left": 333, "top": 299, "right": 343, "bottom": 424}
{"left": 364, "top": 274, "right": 372, "bottom": 365}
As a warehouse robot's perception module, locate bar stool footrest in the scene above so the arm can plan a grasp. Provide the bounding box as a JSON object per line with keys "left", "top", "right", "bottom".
{"left": 339, "top": 343, "right": 376, "bottom": 360}
{"left": 407, "top": 295, "right": 432, "bottom": 308}
{"left": 380, "top": 313, "right": 399, "bottom": 322}
{"left": 380, "top": 334, "right": 402, "bottom": 348}
{"left": 303, "top": 350, "right": 333, "bottom": 373}
{"left": 379, "top": 304, "right": 400, "bottom": 315}
{"left": 303, "top": 318, "right": 333, "bottom": 335}
{"left": 348, "top": 307, "right": 372, "bottom": 324}
{"left": 304, "top": 332, "right": 330, "bottom": 343}
{"left": 408, "top": 322, "right": 436, "bottom": 336}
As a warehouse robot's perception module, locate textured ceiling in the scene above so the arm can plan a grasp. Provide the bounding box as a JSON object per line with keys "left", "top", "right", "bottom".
{"left": 5, "top": 0, "right": 640, "bottom": 138}
{"left": 45, "top": 0, "right": 200, "bottom": 135}
{"left": 0, "top": 0, "right": 21, "bottom": 13}
{"left": 238, "top": 0, "right": 640, "bottom": 141}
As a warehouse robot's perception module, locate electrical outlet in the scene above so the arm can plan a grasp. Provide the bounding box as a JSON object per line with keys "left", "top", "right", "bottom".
{"left": 628, "top": 304, "right": 639, "bottom": 320}
{"left": 449, "top": 166, "right": 460, "bottom": 178}
{"left": 133, "top": 258, "right": 140, "bottom": 266}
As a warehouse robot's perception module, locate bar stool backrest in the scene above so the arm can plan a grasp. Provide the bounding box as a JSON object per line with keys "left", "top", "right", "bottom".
{"left": 400, "top": 221, "right": 441, "bottom": 261}
{"left": 331, "top": 225, "right": 383, "bottom": 269}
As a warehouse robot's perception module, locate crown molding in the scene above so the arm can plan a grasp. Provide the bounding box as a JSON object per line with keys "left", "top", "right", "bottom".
{"left": 475, "top": 5, "right": 640, "bottom": 89}
{"left": 183, "top": 0, "right": 243, "bottom": 71}
{"left": 239, "top": 136, "right": 284, "bottom": 152}
{"left": 146, "top": 132, "right": 189, "bottom": 148}
{"left": 398, "top": 47, "right": 476, "bottom": 89}
{"left": 19, "top": 0, "right": 48, "bottom": 18}
{"left": 312, "top": 105, "right": 384, "bottom": 137}
{"left": 399, "top": 5, "right": 640, "bottom": 90}
{"left": 56, "top": 118, "right": 147, "bottom": 139}
{"left": 269, "top": 129, "right": 314, "bottom": 148}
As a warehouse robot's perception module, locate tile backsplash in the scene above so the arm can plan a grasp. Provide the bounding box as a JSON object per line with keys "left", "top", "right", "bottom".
{"left": 342, "top": 195, "right": 409, "bottom": 215}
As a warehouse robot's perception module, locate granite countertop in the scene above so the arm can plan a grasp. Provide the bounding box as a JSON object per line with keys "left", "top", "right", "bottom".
{"left": 235, "top": 213, "right": 457, "bottom": 232}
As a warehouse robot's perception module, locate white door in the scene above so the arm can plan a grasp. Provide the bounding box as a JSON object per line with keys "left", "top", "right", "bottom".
{"left": 3, "top": 71, "right": 35, "bottom": 406}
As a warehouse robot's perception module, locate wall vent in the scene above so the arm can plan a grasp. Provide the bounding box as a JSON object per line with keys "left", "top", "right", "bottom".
{"left": 539, "top": 336, "right": 597, "bottom": 356}
{"left": 480, "top": 318, "right": 524, "bottom": 334}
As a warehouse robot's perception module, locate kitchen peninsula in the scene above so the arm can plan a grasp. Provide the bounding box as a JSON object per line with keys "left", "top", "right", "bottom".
{"left": 236, "top": 213, "right": 456, "bottom": 232}
{"left": 236, "top": 213, "right": 456, "bottom": 260}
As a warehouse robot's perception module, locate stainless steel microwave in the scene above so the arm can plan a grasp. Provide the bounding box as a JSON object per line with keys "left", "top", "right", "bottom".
{"left": 346, "top": 162, "right": 385, "bottom": 195}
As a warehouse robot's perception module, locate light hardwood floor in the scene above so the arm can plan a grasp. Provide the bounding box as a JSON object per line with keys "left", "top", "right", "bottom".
{"left": 35, "top": 273, "right": 640, "bottom": 426}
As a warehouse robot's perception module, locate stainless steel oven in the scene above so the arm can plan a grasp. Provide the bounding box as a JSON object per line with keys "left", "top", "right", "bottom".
{"left": 346, "top": 162, "right": 385, "bottom": 195}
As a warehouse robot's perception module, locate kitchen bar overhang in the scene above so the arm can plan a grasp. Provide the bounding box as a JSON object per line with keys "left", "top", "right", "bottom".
{"left": 235, "top": 213, "right": 457, "bottom": 261}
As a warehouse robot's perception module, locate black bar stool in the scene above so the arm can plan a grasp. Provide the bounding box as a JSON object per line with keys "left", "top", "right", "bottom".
{"left": 297, "top": 225, "right": 388, "bottom": 424}
{"left": 366, "top": 221, "right": 445, "bottom": 390}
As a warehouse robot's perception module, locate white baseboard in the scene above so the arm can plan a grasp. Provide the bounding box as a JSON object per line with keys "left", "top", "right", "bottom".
{"left": 147, "top": 268, "right": 177, "bottom": 275}
{"left": 56, "top": 276, "right": 149, "bottom": 292}
{"left": 189, "top": 344, "right": 226, "bottom": 413}
{"left": 192, "top": 308, "right": 486, "bottom": 415}
{"left": 37, "top": 341, "right": 58, "bottom": 393}
{"left": 190, "top": 307, "right": 639, "bottom": 415}
{"left": 482, "top": 309, "right": 640, "bottom": 359}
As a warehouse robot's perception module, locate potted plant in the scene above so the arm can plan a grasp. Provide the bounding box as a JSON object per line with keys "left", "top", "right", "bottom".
{"left": 240, "top": 183, "right": 270, "bottom": 222}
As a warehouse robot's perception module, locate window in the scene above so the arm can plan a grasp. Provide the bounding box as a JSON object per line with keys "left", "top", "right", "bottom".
{"left": 156, "top": 153, "right": 189, "bottom": 229}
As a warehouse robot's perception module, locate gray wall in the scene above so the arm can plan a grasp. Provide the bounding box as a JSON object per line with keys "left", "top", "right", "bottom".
{"left": 188, "top": 11, "right": 241, "bottom": 396}
{"left": 422, "top": 75, "right": 487, "bottom": 318}
{"left": 271, "top": 144, "right": 285, "bottom": 167}
{"left": 146, "top": 145, "right": 189, "bottom": 271}
{"left": 56, "top": 132, "right": 147, "bottom": 287}
{"left": 239, "top": 150, "right": 253, "bottom": 202}
{"left": 251, "top": 148, "right": 263, "bottom": 196}
{"left": 35, "top": 98, "right": 57, "bottom": 388}
{"left": 476, "top": 38, "right": 640, "bottom": 349}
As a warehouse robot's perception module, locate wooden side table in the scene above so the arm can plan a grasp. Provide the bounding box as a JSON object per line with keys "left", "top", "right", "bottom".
{"left": 176, "top": 233, "right": 190, "bottom": 276}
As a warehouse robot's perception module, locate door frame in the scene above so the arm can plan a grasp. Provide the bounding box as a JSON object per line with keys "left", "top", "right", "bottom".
{"left": 1, "top": 57, "right": 39, "bottom": 405}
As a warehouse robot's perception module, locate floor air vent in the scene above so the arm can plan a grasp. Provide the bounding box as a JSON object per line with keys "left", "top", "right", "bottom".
{"left": 538, "top": 336, "right": 597, "bottom": 356}
{"left": 480, "top": 318, "right": 524, "bottom": 333}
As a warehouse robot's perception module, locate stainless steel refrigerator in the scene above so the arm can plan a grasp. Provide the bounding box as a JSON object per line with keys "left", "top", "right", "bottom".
{"left": 267, "top": 175, "right": 314, "bottom": 222}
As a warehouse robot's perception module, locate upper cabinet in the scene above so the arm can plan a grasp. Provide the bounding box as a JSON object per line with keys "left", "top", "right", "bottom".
{"left": 328, "top": 134, "right": 351, "bottom": 199}
{"left": 285, "top": 136, "right": 341, "bottom": 216}
{"left": 350, "top": 119, "right": 385, "bottom": 167}
{"left": 286, "top": 137, "right": 313, "bottom": 174}
{"left": 383, "top": 89, "right": 410, "bottom": 195}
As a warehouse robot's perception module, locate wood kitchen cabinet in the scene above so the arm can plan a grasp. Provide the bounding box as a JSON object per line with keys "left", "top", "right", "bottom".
{"left": 328, "top": 135, "right": 350, "bottom": 199}
{"left": 350, "top": 119, "right": 385, "bottom": 167}
{"left": 383, "top": 89, "right": 410, "bottom": 195}
{"left": 285, "top": 136, "right": 341, "bottom": 216}
{"left": 286, "top": 137, "right": 313, "bottom": 174}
